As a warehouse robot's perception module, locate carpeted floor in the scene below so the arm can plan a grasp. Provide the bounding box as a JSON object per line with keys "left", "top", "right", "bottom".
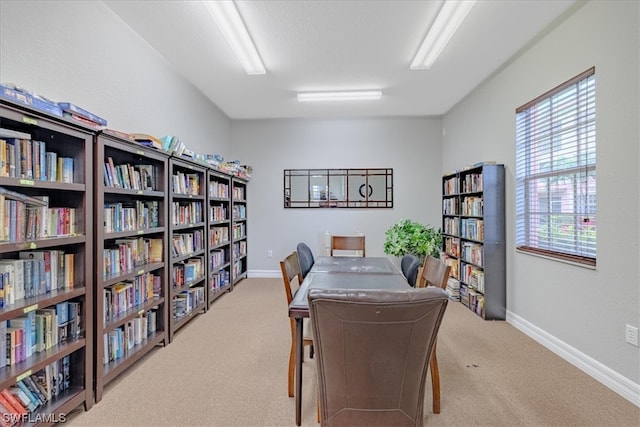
{"left": 65, "top": 278, "right": 639, "bottom": 426}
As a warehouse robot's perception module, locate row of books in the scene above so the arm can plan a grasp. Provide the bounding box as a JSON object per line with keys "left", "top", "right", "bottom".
{"left": 461, "top": 172, "right": 483, "bottom": 193}
{"left": 171, "top": 171, "right": 201, "bottom": 196}
{"left": 442, "top": 198, "right": 459, "bottom": 216}
{"left": 232, "top": 223, "right": 246, "bottom": 240}
{"left": 232, "top": 241, "right": 247, "bottom": 259}
{"left": 461, "top": 196, "right": 483, "bottom": 217}
{"left": 0, "top": 128, "right": 74, "bottom": 183}
{"left": 171, "top": 201, "right": 203, "bottom": 225}
{"left": 461, "top": 241, "right": 483, "bottom": 267}
{"left": 444, "top": 237, "right": 460, "bottom": 258}
{"left": 232, "top": 186, "right": 245, "bottom": 201}
{"left": 172, "top": 257, "right": 205, "bottom": 289}
{"left": 103, "top": 309, "right": 158, "bottom": 365}
{"left": 103, "top": 200, "right": 160, "bottom": 233}
{"left": 0, "top": 251, "right": 75, "bottom": 306}
{"left": 232, "top": 259, "right": 244, "bottom": 279}
{"left": 210, "top": 226, "right": 229, "bottom": 247}
{"left": 209, "top": 205, "right": 227, "bottom": 222}
{"left": 460, "top": 283, "right": 485, "bottom": 317}
{"left": 208, "top": 181, "right": 229, "bottom": 199}
{"left": 443, "top": 176, "right": 459, "bottom": 195}
{"left": 172, "top": 287, "right": 205, "bottom": 320}
{"left": 103, "top": 273, "right": 160, "bottom": 325}
{"left": 103, "top": 237, "right": 163, "bottom": 279}
{"left": 171, "top": 231, "right": 205, "bottom": 258}
{"left": 104, "top": 158, "right": 157, "bottom": 191}
{"left": 459, "top": 262, "right": 485, "bottom": 293}
{"left": 0, "top": 356, "right": 71, "bottom": 424}
{"left": 0, "top": 303, "right": 80, "bottom": 368}
{"left": 0, "top": 190, "right": 77, "bottom": 242}
{"left": 443, "top": 217, "right": 459, "bottom": 236}
{"left": 461, "top": 218, "right": 484, "bottom": 241}
{"left": 209, "top": 269, "right": 230, "bottom": 292}
{"left": 209, "top": 249, "right": 228, "bottom": 271}
{"left": 232, "top": 204, "right": 246, "bottom": 220}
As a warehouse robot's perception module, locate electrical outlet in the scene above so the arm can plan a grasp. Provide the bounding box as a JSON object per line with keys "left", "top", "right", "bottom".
{"left": 267, "top": 250, "right": 273, "bottom": 258}
{"left": 625, "top": 325, "right": 639, "bottom": 347}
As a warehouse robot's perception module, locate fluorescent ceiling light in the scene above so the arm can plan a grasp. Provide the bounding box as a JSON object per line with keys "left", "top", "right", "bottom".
{"left": 297, "top": 90, "right": 383, "bottom": 102}
{"left": 204, "top": 1, "right": 266, "bottom": 75}
{"left": 410, "top": 0, "right": 476, "bottom": 70}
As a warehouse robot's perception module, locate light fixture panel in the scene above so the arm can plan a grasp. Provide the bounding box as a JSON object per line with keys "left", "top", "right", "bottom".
{"left": 411, "top": 0, "right": 476, "bottom": 70}
{"left": 204, "top": 1, "right": 266, "bottom": 75}
{"left": 297, "top": 90, "right": 383, "bottom": 103}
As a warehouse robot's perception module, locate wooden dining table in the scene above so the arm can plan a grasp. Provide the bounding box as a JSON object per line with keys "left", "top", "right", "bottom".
{"left": 288, "top": 256, "right": 409, "bottom": 426}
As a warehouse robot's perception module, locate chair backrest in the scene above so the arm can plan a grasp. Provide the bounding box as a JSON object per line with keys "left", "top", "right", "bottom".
{"left": 330, "top": 235, "right": 365, "bottom": 257}
{"left": 296, "top": 242, "right": 315, "bottom": 279}
{"left": 400, "top": 254, "right": 420, "bottom": 286}
{"left": 308, "top": 287, "right": 449, "bottom": 427}
{"left": 280, "top": 252, "right": 303, "bottom": 305}
{"left": 417, "top": 255, "right": 451, "bottom": 289}
{"left": 405, "top": 258, "right": 420, "bottom": 288}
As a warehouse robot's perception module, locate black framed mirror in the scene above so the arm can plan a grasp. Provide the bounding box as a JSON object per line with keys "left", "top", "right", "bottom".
{"left": 284, "top": 168, "right": 393, "bottom": 208}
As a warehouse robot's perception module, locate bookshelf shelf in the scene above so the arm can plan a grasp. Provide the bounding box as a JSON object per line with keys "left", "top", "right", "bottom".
{"left": 207, "top": 170, "right": 232, "bottom": 305}
{"left": 231, "top": 177, "right": 248, "bottom": 286}
{"left": 168, "top": 157, "right": 207, "bottom": 342}
{"left": 0, "top": 99, "right": 94, "bottom": 418}
{"left": 442, "top": 163, "right": 506, "bottom": 320}
{"left": 94, "top": 132, "right": 169, "bottom": 403}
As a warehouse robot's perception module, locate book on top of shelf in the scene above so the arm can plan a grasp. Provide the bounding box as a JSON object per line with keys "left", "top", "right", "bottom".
{"left": 131, "top": 133, "right": 163, "bottom": 150}
{"left": 0, "top": 186, "right": 48, "bottom": 206}
{"left": 102, "top": 128, "right": 134, "bottom": 141}
{"left": 57, "top": 102, "right": 107, "bottom": 126}
{"left": 0, "top": 128, "right": 30, "bottom": 140}
{"left": 0, "top": 83, "right": 63, "bottom": 117}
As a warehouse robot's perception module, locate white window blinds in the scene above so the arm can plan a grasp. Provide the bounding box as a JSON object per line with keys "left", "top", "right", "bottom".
{"left": 515, "top": 67, "right": 596, "bottom": 266}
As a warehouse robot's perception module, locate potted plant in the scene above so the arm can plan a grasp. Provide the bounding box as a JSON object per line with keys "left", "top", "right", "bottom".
{"left": 383, "top": 219, "right": 442, "bottom": 264}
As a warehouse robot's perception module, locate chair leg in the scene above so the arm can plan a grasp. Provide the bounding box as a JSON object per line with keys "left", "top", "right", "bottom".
{"left": 430, "top": 345, "right": 440, "bottom": 414}
{"left": 288, "top": 343, "right": 295, "bottom": 398}
{"left": 310, "top": 344, "right": 314, "bottom": 359}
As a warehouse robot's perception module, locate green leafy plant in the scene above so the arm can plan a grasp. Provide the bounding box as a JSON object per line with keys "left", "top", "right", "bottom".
{"left": 383, "top": 219, "right": 442, "bottom": 263}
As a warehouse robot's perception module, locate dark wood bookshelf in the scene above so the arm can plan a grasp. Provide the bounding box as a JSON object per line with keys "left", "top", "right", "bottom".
{"left": 442, "top": 163, "right": 506, "bottom": 320}
{"left": 231, "top": 177, "right": 248, "bottom": 286}
{"left": 168, "top": 156, "right": 207, "bottom": 342}
{"left": 207, "top": 170, "right": 232, "bottom": 305}
{"left": 94, "top": 132, "right": 169, "bottom": 402}
{"left": 0, "top": 99, "right": 95, "bottom": 418}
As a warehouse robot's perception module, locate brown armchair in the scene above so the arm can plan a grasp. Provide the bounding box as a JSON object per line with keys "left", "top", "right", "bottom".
{"left": 308, "top": 287, "right": 449, "bottom": 426}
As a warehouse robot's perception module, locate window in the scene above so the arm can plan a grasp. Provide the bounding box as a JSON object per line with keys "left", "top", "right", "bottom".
{"left": 515, "top": 67, "right": 596, "bottom": 267}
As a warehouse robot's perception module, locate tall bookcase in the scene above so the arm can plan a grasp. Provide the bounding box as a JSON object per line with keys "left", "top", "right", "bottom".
{"left": 94, "top": 132, "right": 169, "bottom": 402}
{"left": 168, "top": 157, "right": 207, "bottom": 342}
{"left": 442, "top": 163, "right": 505, "bottom": 320}
{"left": 207, "top": 170, "right": 232, "bottom": 306}
{"left": 0, "top": 100, "right": 94, "bottom": 417}
{"left": 231, "top": 177, "right": 248, "bottom": 285}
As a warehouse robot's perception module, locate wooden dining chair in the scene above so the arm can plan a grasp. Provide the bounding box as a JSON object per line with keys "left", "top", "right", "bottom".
{"left": 330, "top": 235, "right": 365, "bottom": 257}
{"left": 416, "top": 255, "right": 451, "bottom": 414}
{"left": 279, "top": 251, "right": 314, "bottom": 398}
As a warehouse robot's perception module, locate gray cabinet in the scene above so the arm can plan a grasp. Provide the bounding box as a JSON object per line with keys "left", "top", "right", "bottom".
{"left": 442, "top": 163, "right": 505, "bottom": 320}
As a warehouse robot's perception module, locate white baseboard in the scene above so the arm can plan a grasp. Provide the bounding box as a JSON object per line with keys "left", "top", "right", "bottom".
{"left": 507, "top": 310, "right": 640, "bottom": 407}
{"left": 248, "top": 269, "right": 281, "bottom": 278}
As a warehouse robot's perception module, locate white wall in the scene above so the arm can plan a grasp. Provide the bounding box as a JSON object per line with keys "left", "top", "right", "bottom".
{"left": 442, "top": 0, "right": 639, "bottom": 398}
{"left": 0, "top": 0, "right": 231, "bottom": 156}
{"left": 230, "top": 117, "right": 442, "bottom": 273}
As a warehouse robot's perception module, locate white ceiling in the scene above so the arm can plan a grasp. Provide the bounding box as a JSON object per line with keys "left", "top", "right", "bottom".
{"left": 104, "top": 0, "right": 577, "bottom": 120}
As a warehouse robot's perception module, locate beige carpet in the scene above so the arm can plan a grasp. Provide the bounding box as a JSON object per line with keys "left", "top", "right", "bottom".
{"left": 65, "top": 278, "right": 639, "bottom": 426}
